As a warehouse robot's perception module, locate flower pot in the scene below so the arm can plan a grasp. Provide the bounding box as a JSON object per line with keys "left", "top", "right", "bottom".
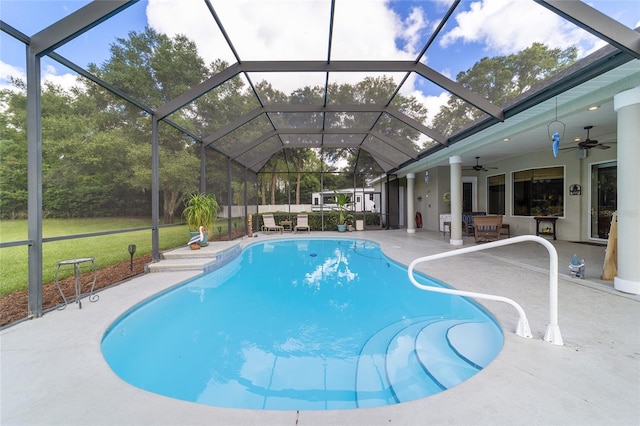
{"left": 337, "top": 224, "right": 347, "bottom": 232}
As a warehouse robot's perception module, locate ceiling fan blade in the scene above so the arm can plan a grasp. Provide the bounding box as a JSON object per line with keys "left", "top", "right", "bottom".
{"left": 579, "top": 140, "right": 599, "bottom": 148}
{"left": 595, "top": 144, "right": 611, "bottom": 149}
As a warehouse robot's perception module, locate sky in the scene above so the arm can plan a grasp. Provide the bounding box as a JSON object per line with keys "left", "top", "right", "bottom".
{"left": 1, "top": 0, "right": 639, "bottom": 123}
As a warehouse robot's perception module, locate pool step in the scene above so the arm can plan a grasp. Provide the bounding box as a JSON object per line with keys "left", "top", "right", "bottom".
{"left": 146, "top": 257, "right": 218, "bottom": 272}
{"left": 147, "top": 242, "right": 241, "bottom": 273}
{"left": 356, "top": 317, "right": 502, "bottom": 407}
{"left": 413, "top": 320, "right": 481, "bottom": 391}
{"left": 445, "top": 322, "right": 503, "bottom": 369}
{"left": 355, "top": 316, "right": 440, "bottom": 408}
{"left": 385, "top": 321, "right": 447, "bottom": 403}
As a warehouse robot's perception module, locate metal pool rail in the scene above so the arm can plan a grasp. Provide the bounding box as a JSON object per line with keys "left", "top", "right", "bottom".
{"left": 407, "top": 235, "right": 563, "bottom": 346}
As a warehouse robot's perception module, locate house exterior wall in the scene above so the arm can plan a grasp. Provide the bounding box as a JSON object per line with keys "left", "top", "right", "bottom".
{"left": 487, "top": 146, "right": 617, "bottom": 241}
{"left": 395, "top": 146, "right": 617, "bottom": 242}
{"left": 411, "top": 166, "right": 451, "bottom": 232}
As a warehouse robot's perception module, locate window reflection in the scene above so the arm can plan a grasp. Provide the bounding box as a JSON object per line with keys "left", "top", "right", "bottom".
{"left": 513, "top": 167, "right": 564, "bottom": 217}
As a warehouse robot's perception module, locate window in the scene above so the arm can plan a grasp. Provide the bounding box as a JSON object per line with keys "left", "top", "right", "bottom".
{"left": 513, "top": 167, "right": 564, "bottom": 216}
{"left": 488, "top": 174, "right": 505, "bottom": 215}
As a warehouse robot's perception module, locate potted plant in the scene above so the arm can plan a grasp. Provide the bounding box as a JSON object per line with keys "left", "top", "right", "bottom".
{"left": 182, "top": 193, "right": 219, "bottom": 247}
{"left": 333, "top": 191, "right": 351, "bottom": 232}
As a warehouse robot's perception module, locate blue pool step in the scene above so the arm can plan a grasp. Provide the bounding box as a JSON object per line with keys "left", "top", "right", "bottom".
{"left": 385, "top": 321, "right": 447, "bottom": 403}
{"left": 446, "top": 322, "right": 503, "bottom": 368}
{"left": 414, "top": 320, "right": 481, "bottom": 390}
{"left": 355, "top": 316, "right": 439, "bottom": 408}
{"left": 356, "top": 317, "right": 502, "bottom": 407}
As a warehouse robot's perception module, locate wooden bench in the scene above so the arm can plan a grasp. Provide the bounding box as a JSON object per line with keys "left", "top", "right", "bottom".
{"left": 500, "top": 223, "right": 510, "bottom": 238}
{"left": 473, "top": 215, "right": 503, "bottom": 243}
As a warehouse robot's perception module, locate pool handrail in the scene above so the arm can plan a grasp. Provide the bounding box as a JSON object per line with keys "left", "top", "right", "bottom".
{"left": 407, "top": 235, "right": 563, "bottom": 346}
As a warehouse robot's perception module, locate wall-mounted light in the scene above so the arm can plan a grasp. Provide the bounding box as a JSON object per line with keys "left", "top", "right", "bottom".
{"left": 569, "top": 184, "right": 582, "bottom": 196}
{"left": 424, "top": 171, "right": 430, "bottom": 184}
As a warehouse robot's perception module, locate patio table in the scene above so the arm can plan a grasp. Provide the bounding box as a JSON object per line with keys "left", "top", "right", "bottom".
{"left": 54, "top": 257, "right": 98, "bottom": 309}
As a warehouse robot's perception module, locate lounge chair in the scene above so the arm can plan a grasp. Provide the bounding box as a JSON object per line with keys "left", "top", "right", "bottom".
{"left": 294, "top": 214, "right": 310, "bottom": 233}
{"left": 261, "top": 214, "right": 283, "bottom": 233}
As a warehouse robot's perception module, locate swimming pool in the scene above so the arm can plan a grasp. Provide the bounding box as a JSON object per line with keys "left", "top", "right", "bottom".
{"left": 102, "top": 238, "right": 503, "bottom": 410}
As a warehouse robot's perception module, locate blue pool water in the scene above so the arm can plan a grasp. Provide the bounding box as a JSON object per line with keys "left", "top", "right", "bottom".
{"left": 102, "top": 239, "right": 503, "bottom": 410}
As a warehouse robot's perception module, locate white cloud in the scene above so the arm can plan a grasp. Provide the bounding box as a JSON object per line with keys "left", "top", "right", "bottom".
{"left": 399, "top": 7, "right": 428, "bottom": 55}
{"left": 144, "top": 0, "right": 460, "bottom": 134}
{"left": 144, "top": 0, "right": 616, "bottom": 127}
{"left": 41, "top": 64, "right": 79, "bottom": 91}
{"left": 397, "top": 73, "right": 450, "bottom": 128}
{"left": 420, "top": 91, "right": 450, "bottom": 128}
{"left": 147, "top": 0, "right": 235, "bottom": 65}
{"left": 0, "top": 61, "right": 25, "bottom": 92}
{"left": 146, "top": 0, "right": 428, "bottom": 94}
{"left": 1, "top": 60, "right": 80, "bottom": 93}
{"left": 439, "top": 0, "right": 600, "bottom": 57}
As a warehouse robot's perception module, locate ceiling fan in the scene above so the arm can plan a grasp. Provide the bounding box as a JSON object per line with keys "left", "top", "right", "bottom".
{"left": 464, "top": 157, "right": 498, "bottom": 172}
{"left": 562, "top": 126, "right": 613, "bottom": 151}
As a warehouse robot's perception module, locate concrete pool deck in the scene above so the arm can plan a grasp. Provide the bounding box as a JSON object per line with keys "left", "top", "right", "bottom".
{"left": 1, "top": 229, "right": 639, "bottom": 425}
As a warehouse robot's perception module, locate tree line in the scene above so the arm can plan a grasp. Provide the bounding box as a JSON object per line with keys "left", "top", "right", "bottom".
{"left": 0, "top": 26, "right": 576, "bottom": 221}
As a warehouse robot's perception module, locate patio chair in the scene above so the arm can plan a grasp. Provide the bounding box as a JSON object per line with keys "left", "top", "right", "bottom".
{"left": 294, "top": 214, "right": 310, "bottom": 233}
{"left": 473, "top": 215, "right": 503, "bottom": 243}
{"left": 262, "top": 214, "right": 283, "bottom": 233}
{"left": 463, "top": 212, "right": 486, "bottom": 235}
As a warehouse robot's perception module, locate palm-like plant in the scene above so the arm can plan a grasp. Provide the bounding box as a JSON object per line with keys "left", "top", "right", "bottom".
{"left": 333, "top": 191, "right": 351, "bottom": 225}
{"left": 182, "top": 193, "right": 219, "bottom": 232}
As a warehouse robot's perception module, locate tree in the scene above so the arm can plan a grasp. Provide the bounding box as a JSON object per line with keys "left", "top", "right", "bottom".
{"left": 87, "top": 27, "right": 231, "bottom": 223}
{"left": 432, "top": 43, "right": 578, "bottom": 136}
{"left": 325, "top": 76, "right": 429, "bottom": 167}
{"left": 0, "top": 87, "right": 28, "bottom": 218}
{"left": 0, "top": 78, "right": 141, "bottom": 218}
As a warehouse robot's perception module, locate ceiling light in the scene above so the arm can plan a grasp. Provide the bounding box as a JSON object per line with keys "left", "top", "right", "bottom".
{"left": 503, "top": 137, "right": 510, "bottom": 142}
{"left": 574, "top": 137, "right": 581, "bottom": 142}
{"left": 588, "top": 105, "right": 600, "bottom": 111}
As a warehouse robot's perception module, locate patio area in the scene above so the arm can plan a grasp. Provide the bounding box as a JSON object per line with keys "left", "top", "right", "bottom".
{"left": 1, "top": 229, "right": 638, "bottom": 426}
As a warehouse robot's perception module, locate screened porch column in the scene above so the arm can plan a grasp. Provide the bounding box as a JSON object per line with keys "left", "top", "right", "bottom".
{"left": 406, "top": 173, "right": 416, "bottom": 234}
{"left": 613, "top": 86, "right": 640, "bottom": 295}
{"left": 449, "top": 156, "right": 463, "bottom": 246}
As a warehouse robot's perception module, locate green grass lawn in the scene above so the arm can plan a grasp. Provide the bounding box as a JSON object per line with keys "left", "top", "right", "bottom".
{"left": 0, "top": 218, "right": 215, "bottom": 297}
